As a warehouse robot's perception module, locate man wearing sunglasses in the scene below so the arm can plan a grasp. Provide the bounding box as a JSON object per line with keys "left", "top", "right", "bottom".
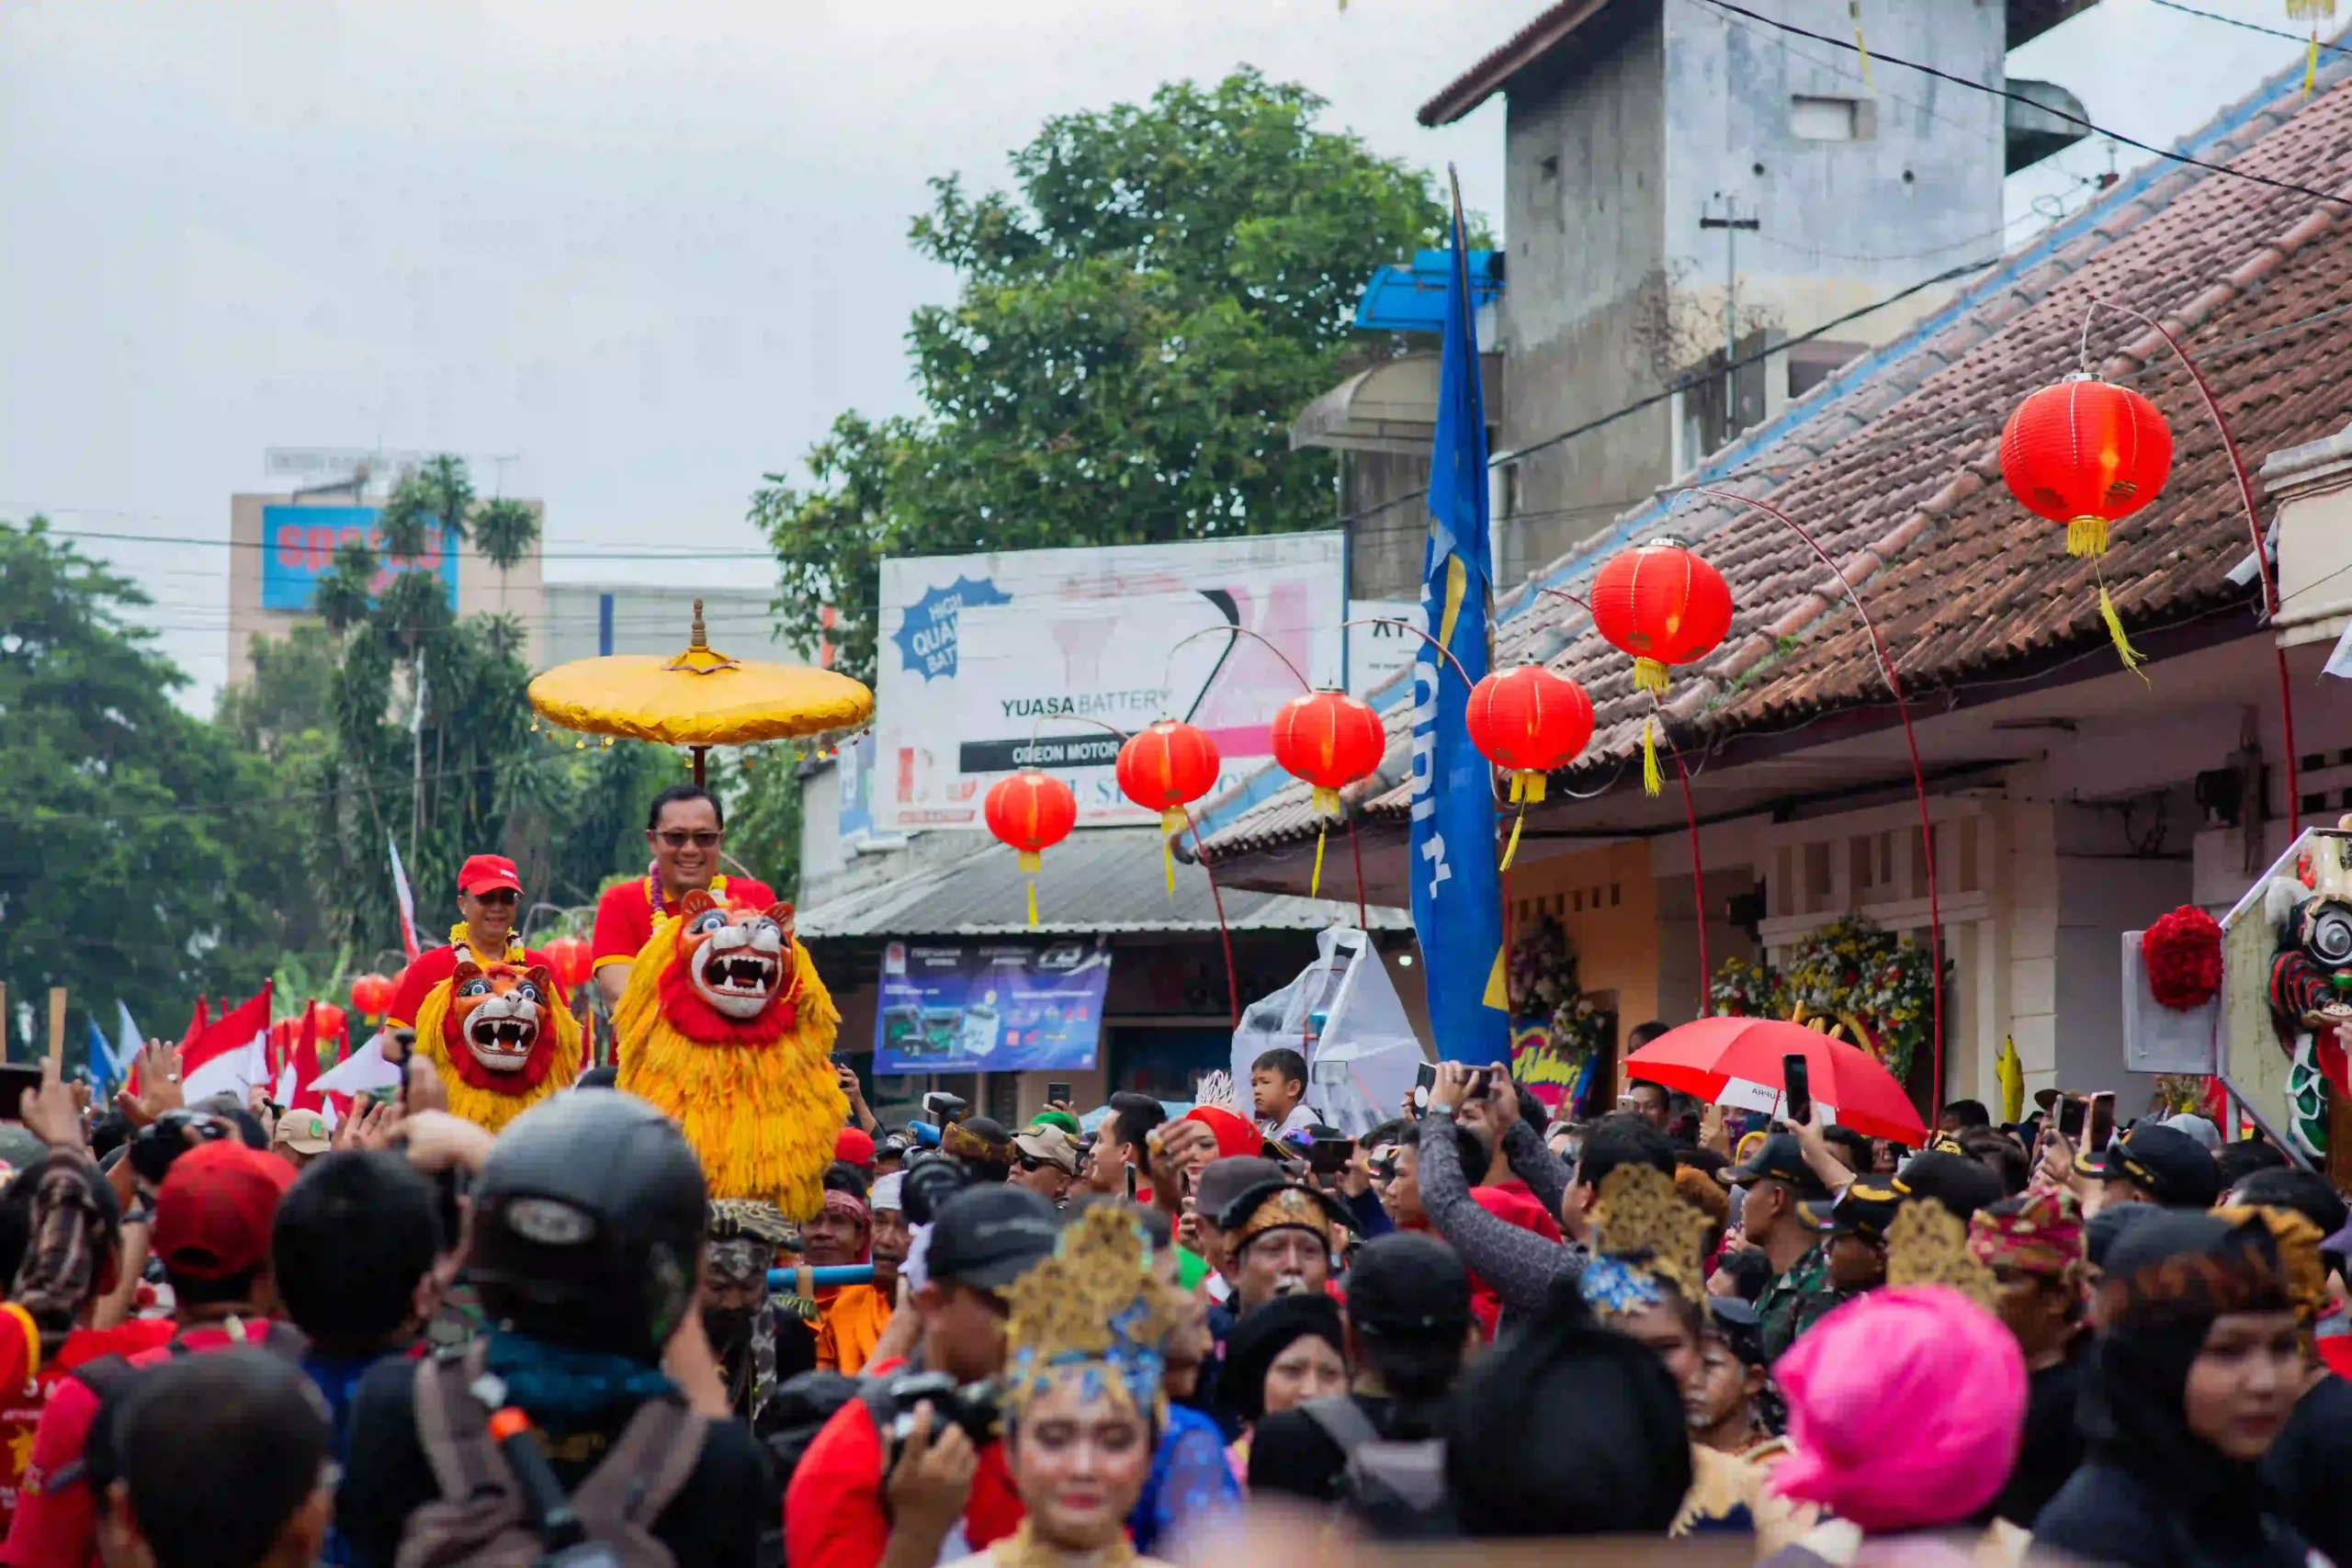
{"left": 383, "top": 854, "right": 555, "bottom": 1030}
{"left": 591, "top": 784, "right": 777, "bottom": 1009}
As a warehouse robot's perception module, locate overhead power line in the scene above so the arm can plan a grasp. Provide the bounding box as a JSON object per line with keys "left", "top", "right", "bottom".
{"left": 1692, "top": 0, "right": 2352, "bottom": 207}
{"left": 2144, "top": 0, "right": 2352, "bottom": 58}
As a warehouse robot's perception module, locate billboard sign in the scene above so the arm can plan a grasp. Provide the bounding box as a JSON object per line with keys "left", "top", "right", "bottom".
{"left": 836, "top": 730, "right": 876, "bottom": 844}
{"left": 873, "top": 938, "right": 1114, "bottom": 1075}
{"left": 875, "top": 534, "right": 1346, "bottom": 830}
{"left": 260, "top": 505, "right": 459, "bottom": 614}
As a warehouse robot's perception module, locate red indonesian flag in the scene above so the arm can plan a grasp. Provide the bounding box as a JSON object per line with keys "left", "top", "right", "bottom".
{"left": 278, "top": 1003, "right": 329, "bottom": 1113}
{"left": 180, "top": 984, "right": 273, "bottom": 1105}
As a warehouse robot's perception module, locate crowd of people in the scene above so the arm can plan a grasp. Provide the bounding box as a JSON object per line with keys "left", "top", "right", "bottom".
{"left": 1, "top": 911, "right": 2346, "bottom": 1565}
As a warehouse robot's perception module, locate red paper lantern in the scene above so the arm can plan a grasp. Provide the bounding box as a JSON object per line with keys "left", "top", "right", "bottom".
{"left": 541, "top": 934, "right": 591, "bottom": 992}
{"left": 312, "top": 1002, "right": 347, "bottom": 1042}
{"left": 1268, "top": 690, "right": 1386, "bottom": 899}
{"left": 1998, "top": 378, "right": 2172, "bottom": 559}
{"left": 1589, "top": 538, "right": 1733, "bottom": 797}
{"left": 1269, "top": 691, "right": 1386, "bottom": 817}
{"left": 349, "top": 973, "right": 393, "bottom": 1018}
{"left": 1467, "top": 666, "right": 1594, "bottom": 872}
{"left": 1116, "top": 720, "right": 1222, "bottom": 831}
{"left": 985, "top": 771, "right": 1079, "bottom": 925}
{"left": 1117, "top": 720, "right": 1222, "bottom": 896}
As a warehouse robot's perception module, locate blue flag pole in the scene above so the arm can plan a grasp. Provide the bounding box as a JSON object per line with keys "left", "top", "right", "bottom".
{"left": 1408, "top": 169, "right": 1510, "bottom": 1067}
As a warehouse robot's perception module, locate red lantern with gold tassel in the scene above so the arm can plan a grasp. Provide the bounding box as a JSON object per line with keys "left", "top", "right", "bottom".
{"left": 1589, "top": 539, "right": 1733, "bottom": 796}
{"left": 985, "top": 771, "right": 1078, "bottom": 926}
{"left": 1465, "top": 666, "right": 1594, "bottom": 870}
{"left": 349, "top": 973, "right": 394, "bottom": 1020}
{"left": 1268, "top": 690, "right": 1386, "bottom": 898}
{"left": 1115, "top": 720, "right": 1222, "bottom": 896}
{"left": 1998, "top": 377, "right": 2173, "bottom": 671}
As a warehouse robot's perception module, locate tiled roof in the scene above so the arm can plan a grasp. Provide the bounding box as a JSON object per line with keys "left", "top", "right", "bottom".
{"left": 1201, "top": 52, "right": 2352, "bottom": 864}
{"left": 1419, "top": 0, "right": 1617, "bottom": 128}
{"left": 798, "top": 827, "right": 1411, "bottom": 939}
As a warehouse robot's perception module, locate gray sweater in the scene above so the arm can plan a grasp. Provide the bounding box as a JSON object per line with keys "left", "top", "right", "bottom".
{"left": 1413, "top": 1109, "right": 1585, "bottom": 1327}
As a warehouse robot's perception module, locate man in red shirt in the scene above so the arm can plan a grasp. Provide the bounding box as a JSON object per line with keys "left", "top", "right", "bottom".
{"left": 3, "top": 1140, "right": 297, "bottom": 1568}
{"left": 784, "top": 1186, "right": 1060, "bottom": 1568}
{"left": 591, "top": 784, "right": 775, "bottom": 1009}
{"left": 383, "top": 853, "right": 553, "bottom": 1030}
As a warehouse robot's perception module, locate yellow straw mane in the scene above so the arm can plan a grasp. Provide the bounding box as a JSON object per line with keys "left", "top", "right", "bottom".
{"left": 411, "top": 977, "right": 582, "bottom": 1134}
{"left": 613, "top": 916, "right": 846, "bottom": 1221}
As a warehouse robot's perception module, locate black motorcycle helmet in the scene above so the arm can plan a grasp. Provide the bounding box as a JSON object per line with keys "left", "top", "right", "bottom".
{"left": 467, "top": 1091, "right": 707, "bottom": 1362}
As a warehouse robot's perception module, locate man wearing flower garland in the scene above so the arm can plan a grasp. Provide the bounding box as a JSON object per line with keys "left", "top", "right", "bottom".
{"left": 591, "top": 784, "right": 777, "bottom": 1011}
{"left": 383, "top": 854, "right": 556, "bottom": 1031}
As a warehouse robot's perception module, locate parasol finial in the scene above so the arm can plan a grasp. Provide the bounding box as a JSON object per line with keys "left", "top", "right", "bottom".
{"left": 667, "top": 600, "right": 738, "bottom": 675}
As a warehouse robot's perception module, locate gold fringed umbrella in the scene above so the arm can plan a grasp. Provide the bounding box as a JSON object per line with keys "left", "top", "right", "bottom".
{"left": 527, "top": 601, "right": 874, "bottom": 784}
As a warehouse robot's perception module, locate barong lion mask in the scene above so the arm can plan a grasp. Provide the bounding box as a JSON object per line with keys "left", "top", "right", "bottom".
{"left": 678, "top": 891, "right": 800, "bottom": 1021}
{"left": 447, "top": 961, "right": 552, "bottom": 1075}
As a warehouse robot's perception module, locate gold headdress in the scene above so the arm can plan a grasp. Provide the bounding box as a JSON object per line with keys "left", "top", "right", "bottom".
{"left": 1886, "top": 1199, "right": 1996, "bottom": 1309}
{"left": 1003, "top": 1204, "right": 1181, "bottom": 1416}
{"left": 2212, "top": 1203, "right": 2327, "bottom": 1324}
{"left": 1582, "top": 1164, "right": 1712, "bottom": 1314}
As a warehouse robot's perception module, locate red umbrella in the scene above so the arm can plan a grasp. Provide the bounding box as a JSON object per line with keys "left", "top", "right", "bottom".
{"left": 1623, "top": 1015, "right": 1928, "bottom": 1145}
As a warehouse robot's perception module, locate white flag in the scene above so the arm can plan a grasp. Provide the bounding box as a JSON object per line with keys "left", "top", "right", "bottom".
{"left": 389, "top": 832, "right": 421, "bottom": 962}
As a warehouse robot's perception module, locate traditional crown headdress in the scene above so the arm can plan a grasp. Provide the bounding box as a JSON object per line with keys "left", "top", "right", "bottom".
{"left": 1002, "top": 1204, "right": 1181, "bottom": 1416}
{"left": 2211, "top": 1203, "right": 2327, "bottom": 1324}
{"left": 1582, "top": 1163, "right": 1712, "bottom": 1315}
{"left": 1192, "top": 1069, "right": 1243, "bottom": 1114}
{"left": 1887, "top": 1199, "right": 1996, "bottom": 1309}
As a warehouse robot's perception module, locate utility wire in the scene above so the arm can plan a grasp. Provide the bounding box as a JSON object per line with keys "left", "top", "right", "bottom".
{"left": 2144, "top": 0, "right": 2352, "bottom": 58}
{"left": 1693, "top": 0, "right": 2352, "bottom": 207}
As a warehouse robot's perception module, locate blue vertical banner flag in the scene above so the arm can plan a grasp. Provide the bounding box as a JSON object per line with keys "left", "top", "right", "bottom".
{"left": 1409, "top": 175, "right": 1510, "bottom": 1066}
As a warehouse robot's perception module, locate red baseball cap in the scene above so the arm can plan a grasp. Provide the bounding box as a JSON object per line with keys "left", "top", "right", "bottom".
{"left": 153, "top": 1141, "right": 298, "bottom": 1280}
{"left": 835, "top": 1127, "right": 876, "bottom": 1167}
{"left": 458, "top": 853, "right": 524, "bottom": 897}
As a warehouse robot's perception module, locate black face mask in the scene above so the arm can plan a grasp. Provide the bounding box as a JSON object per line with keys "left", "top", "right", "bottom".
{"left": 703, "top": 1304, "right": 757, "bottom": 1351}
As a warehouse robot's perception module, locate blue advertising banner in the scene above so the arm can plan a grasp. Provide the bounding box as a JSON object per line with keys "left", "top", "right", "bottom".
{"left": 260, "top": 505, "right": 460, "bottom": 613}
{"left": 873, "top": 938, "right": 1113, "bottom": 1075}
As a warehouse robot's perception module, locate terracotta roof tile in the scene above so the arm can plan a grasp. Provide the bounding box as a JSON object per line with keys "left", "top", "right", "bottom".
{"left": 1197, "top": 53, "right": 2352, "bottom": 865}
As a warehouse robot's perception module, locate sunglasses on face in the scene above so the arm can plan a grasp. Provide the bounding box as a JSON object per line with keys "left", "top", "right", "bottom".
{"left": 469, "top": 889, "right": 519, "bottom": 907}
{"left": 655, "top": 829, "right": 724, "bottom": 850}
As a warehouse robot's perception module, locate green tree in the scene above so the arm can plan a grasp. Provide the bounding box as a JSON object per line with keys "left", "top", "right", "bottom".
{"left": 0, "top": 519, "right": 302, "bottom": 1037}
{"left": 216, "top": 621, "right": 338, "bottom": 762}
{"left": 755, "top": 68, "right": 1459, "bottom": 684}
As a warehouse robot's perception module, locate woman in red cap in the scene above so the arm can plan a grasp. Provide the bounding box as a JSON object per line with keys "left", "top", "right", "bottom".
{"left": 382, "top": 853, "right": 557, "bottom": 1030}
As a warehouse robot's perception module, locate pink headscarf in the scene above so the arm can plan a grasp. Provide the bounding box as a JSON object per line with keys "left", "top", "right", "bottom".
{"left": 1770, "top": 1285, "right": 2026, "bottom": 1532}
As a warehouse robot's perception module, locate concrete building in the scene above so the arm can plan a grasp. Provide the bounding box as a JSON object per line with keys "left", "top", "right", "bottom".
{"left": 540, "top": 583, "right": 801, "bottom": 666}
{"left": 227, "top": 492, "right": 547, "bottom": 685}
{"left": 1306, "top": 0, "right": 2094, "bottom": 592}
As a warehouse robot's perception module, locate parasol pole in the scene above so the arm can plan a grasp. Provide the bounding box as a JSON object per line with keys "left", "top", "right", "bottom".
{"left": 691, "top": 746, "right": 707, "bottom": 787}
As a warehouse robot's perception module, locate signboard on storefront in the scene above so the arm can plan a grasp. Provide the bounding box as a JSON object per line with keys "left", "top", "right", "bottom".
{"left": 259, "top": 505, "right": 459, "bottom": 613}
{"left": 872, "top": 938, "right": 1114, "bottom": 1076}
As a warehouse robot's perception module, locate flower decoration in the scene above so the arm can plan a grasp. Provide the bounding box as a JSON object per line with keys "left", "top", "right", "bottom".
{"left": 1715, "top": 915, "right": 1946, "bottom": 1083}
{"left": 2141, "top": 904, "right": 2223, "bottom": 1011}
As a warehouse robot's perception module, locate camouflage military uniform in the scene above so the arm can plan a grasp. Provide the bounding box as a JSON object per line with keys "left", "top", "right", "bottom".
{"left": 1757, "top": 1243, "right": 1829, "bottom": 1363}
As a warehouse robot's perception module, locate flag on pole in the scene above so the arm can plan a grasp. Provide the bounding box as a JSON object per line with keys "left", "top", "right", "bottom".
{"left": 1408, "top": 173, "right": 1510, "bottom": 1066}
{"left": 389, "top": 832, "right": 422, "bottom": 962}
{"left": 113, "top": 1001, "right": 143, "bottom": 1080}
{"left": 181, "top": 983, "right": 273, "bottom": 1104}
{"left": 277, "top": 1001, "right": 329, "bottom": 1111}
{"left": 84, "top": 1018, "right": 117, "bottom": 1096}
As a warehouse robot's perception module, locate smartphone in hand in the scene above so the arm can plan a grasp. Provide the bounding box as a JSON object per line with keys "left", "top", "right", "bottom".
{"left": 1412, "top": 1061, "right": 1437, "bottom": 1116}
{"left": 1781, "top": 1054, "right": 1813, "bottom": 1127}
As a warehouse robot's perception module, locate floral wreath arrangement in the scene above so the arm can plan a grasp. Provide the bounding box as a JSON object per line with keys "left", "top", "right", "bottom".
{"left": 1508, "top": 915, "right": 1616, "bottom": 1061}
{"left": 1710, "top": 915, "right": 1946, "bottom": 1083}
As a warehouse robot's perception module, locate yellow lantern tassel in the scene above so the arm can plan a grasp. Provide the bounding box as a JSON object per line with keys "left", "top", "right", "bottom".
{"left": 1311, "top": 823, "right": 1329, "bottom": 899}
{"left": 1643, "top": 716, "right": 1664, "bottom": 797}
{"left": 1027, "top": 880, "right": 1038, "bottom": 927}
{"left": 1631, "top": 657, "right": 1671, "bottom": 694}
{"left": 1501, "top": 807, "right": 1527, "bottom": 871}
{"left": 2097, "top": 572, "right": 2149, "bottom": 681}
{"left": 2066, "top": 515, "right": 2109, "bottom": 558}
{"left": 1308, "top": 784, "right": 1340, "bottom": 818}
{"left": 1018, "top": 850, "right": 1041, "bottom": 874}
{"left": 2309, "top": 31, "right": 2320, "bottom": 94}
{"left": 1851, "top": 1, "right": 1873, "bottom": 87}
{"left": 1160, "top": 809, "right": 1183, "bottom": 898}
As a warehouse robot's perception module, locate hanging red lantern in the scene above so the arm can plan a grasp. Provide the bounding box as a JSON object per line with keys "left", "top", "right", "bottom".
{"left": 985, "top": 771, "right": 1078, "bottom": 926}
{"left": 1116, "top": 720, "right": 1222, "bottom": 895}
{"left": 1998, "top": 377, "right": 2173, "bottom": 671}
{"left": 312, "top": 1001, "right": 347, "bottom": 1043}
{"left": 349, "top": 973, "right": 394, "bottom": 1019}
{"left": 1589, "top": 538, "right": 1733, "bottom": 797}
{"left": 541, "top": 934, "right": 591, "bottom": 993}
{"left": 1269, "top": 690, "right": 1386, "bottom": 897}
{"left": 1466, "top": 666, "right": 1595, "bottom": 870}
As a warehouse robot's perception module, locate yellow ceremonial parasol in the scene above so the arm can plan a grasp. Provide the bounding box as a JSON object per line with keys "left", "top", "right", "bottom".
{"left": 527, "top": 601, "right": 874, "bottom": 784}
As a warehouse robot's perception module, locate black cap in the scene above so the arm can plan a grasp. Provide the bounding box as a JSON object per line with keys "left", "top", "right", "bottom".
{"left": 1706, "top": 1297, "right": 1767, "bottom": 1366}
{"left": 1724, "top": 1134, "right": 1831, "bottom": 1200}
{"left": 1345, "top": 1232, "right": 1470, "bottom": 1340}
{"left": 2075, "top": 1124, "right": 2222, "bottom": 1209}
{"left": 1193, "top": 1156, "right": 1282, "bottom": 1224}
{"left": 1799, "top": 1152, "right": 2003, "bottom": 1239}
{"left": 923, "top": 1184, "right": 1061, "bottom": 1290}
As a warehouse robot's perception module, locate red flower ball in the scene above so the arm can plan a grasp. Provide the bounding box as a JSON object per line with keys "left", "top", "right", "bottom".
{"left": 2142, "top": 905, "right": 2223, "bottom": 1011}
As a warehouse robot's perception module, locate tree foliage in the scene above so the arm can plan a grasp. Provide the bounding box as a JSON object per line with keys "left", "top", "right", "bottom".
{"left": 755, "top": 69, "right": 1460, "bottom": 684}
{"left": 0, "top": 519, "right": 307, "bottom": 1040}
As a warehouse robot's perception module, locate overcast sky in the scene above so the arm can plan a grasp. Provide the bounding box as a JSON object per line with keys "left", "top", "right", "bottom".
{"left": 0, "top": 0, "right": 2307, "bottom": 708}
